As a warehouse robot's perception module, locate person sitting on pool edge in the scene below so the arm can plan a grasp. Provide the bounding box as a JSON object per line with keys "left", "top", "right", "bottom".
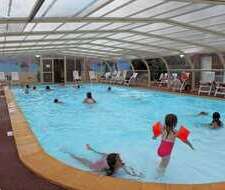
{"left": 63, "top": 144, "right": 143, "bottom": 177}
{"left": 210, "top": 112, "right": 223, "bottom": 128}
{"left": 83, "top": 92, "right": 96, "bottom": 104}
{"left": 54, "top": 99, "right": 63, "bottom": 104}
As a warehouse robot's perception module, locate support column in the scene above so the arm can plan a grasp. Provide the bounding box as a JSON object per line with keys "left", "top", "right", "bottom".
{"left": 142, "top": 59, "right": 151, "bottom": 87}
{"left": 160, "top": 57, "right": 171, "bottom": 87}
{"left": 40, "top": 56, "right": 43, "bottom": 83}
{"left": 64, "top": 56, "right": 67, "bottom": 83}
{"left": 184, "top": 54, "right": 195, "bottom": 90}
{"left": 52, "top": 59, "right": 54, "bottom": 83}
{"left": 128, "top": 59, "right": 135, "bottom": 72}
{"left": 217, "top": 53, "right": 225, "bottom": 82}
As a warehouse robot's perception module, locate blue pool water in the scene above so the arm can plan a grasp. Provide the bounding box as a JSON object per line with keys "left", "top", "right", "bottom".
{"left": 12, "top": 84, "right": 225, "bottom": 184}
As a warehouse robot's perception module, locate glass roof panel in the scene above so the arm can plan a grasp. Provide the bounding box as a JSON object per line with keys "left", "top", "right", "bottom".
{"left": 5, "top": 36, "right": 25, "bottom": 41}
{"left": 156, "top": 4, "right": 210, "bottom": 19}
{"left": 133, "top": 23, "right": 172, "bottom": 32}
{"left": 0, "top": 0, "right": 9, "bottom": 18}
{"left": 32, "top": 23, "right": 62, "bottom": 31}
{"left": 172, "top": 5, "right": 225, "bottom": 23}
{"left": 37, "top": 42, "right": 51, "bottom": 45}
{"left": 124, "top": 35, "right": 147, "bottom": 41}
{"left": 106, "top": 0, "right": 165, "bottom": 17}
{"left": 44, "top": 34, "right": 64, "bottom": 39}
{"left": 132, "top": 1, "right": 189, "bottom": 18}
{"left": 42, "top": 0, "right": 97, "bottom": 17}
{"left": 10, "top": 0, "right": 38, "bottom": 17}
{"left": 92, "top": 40, "right": 110, "bottom": 44}
{"left": 90, "top": 0, "right": 133, "bottom": 17}
{"left": 149, "top": 26, "right": 188, "bottom": 35}
{"left": 191, "top": 15, "right": 225, "bottom": 27}
{"left": 0, "top": 37, "right": 4, "bottom": 41}
{"left": 119, "top": 23, "right": 148, "bottom": 30}
{"left": 4, "top": 43, "right": 21, "bottom": 47}
{"left": 61, "top": 34, "right": 82, "bottom": 39}
{"left": 109, "top": 33, "right": 135, "bottom": 39}
{"left": 24, "top": 23, "right": 36, "bottom": 32}
{"left": 0, "top": 24, "right": 7, "bottom": 33}
{"left": 7, "top": 23, "right": 25, "bottom": 33}
{"left": 57, "top": 23, "right": 87, "bottom": 31}
{"left": 207, "top": 24, "right": 225, "bottom": 32}
{"left": 26, "top": 35, "right": 46, "bottom": 40}
{"left": 20, "top": 42, "right": 37, "bottom": 46}
{"left": 138, "top": 38, "right": 160, "bottom": 43}
{"left": 78, "top": 22, "right": 110, "bottom": 30}
{"left": 78, "top": 0, "right": 112, "bottom": 17}
{"left": 100, "top": 23, "right": 130, "bottom": 30}
{"left": 79, "top": 33, "right": 99, "bottom": 38}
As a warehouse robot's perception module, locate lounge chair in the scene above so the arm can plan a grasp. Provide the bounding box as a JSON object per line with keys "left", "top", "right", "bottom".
{"left": 198, "top": 72, "right": 215, "bottom": 96}
{"left": 0, "top": 72, "right": 6, "bottom": 81}
{"left": 159, "top": 73, "right": 168, "bottom": 87}
{"left": 124, "top": 72, "right": 138, "bottom": 86}
{"left": 214, "top": 82, "right": 225, "bottom": 97}
{"left": 117, "top": 70, "right": 127, "bottom": 84}
{"left": 11, "top": 72, "right": 20, "bottom": 84}
{"left": 110, "top": 71, "right": 121, "bottom": 84}
{"left": 73, "top": 70, "right": 81, "bottom": 81}
{"left": 89, "top": 71, "right": 97, "bottom": 82}
{"left": 100, "top": 72, "right": 111, "bottom": 83}
{"left": 0, "top": 72, "right": 6, "bottom": 86}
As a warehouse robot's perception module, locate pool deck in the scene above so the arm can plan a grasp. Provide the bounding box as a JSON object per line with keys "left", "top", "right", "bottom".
{"left": 4, "top": 86, "right": 225, "bottom": 190}
{"left": 0, "top": 88, "right": 65, "bottom": 190}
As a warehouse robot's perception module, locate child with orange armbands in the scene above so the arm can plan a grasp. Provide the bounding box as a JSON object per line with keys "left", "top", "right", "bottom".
{"left": 152, "top": 114, "right": 194, "bottom": 175}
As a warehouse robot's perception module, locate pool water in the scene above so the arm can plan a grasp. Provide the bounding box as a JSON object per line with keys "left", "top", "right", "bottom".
{"left": 12, "top": 84, "right": 225, "bottom": 184}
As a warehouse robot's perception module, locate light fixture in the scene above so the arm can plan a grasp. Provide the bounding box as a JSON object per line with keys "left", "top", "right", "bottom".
{"left": 35, "top": 55, "right": 40, "bottom": 58}
{"left": 180, "top": 54, "right": 184, "bottom": 58}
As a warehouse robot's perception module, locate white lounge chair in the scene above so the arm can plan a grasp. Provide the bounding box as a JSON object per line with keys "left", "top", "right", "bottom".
{"left": 198, "top": 72, "right": 215, "bottom": 96}
{"left": 159, "top": 73, "right": 168, "bottom": 87}
{"left": 89, "top": 71, "right": 97, "bottom": 82}
{"left": 11, "top": 72, "right": 20, "bottom": 84}
{"left": 117, "top": 70, "right": 127, "bottom": 84}
{"left": 0, "top": 72, "right": 6, "bottom": 81}
{"left": 100, "top": 72, "right": 111, "bottom": 83}
{"left": 110, "top": 71, "right": 121, "bottom": 84}
{"left": 124, "top": 72, "right": 138, "bottom": 86}
{"left": 73, "top": 70, "right": 81, "bottom": 81}
{"left": 214, "top": 82, "right": 225, "bottom": 97}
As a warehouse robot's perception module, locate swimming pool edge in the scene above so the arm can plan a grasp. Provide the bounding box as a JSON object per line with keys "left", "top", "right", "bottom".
{"left": 4, "top": 87, "right": 225, "bottom": 190}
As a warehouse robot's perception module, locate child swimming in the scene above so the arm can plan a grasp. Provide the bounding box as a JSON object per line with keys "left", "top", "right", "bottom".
{"left": 63, "top": 144, "right": 143, "bottom": 177}
{"left": 210, "top": 112, "right": 223, "bottom": 128}
{"left": 153, "top": 114, "right": 194, "bottom": 175}
{"left": 83, "top": 92, "right": 96, "bottom": 104}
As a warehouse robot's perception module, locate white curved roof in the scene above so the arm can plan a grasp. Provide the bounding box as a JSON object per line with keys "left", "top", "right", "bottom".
{"left": 1, "top": 0, "right": 225, "bottom": 59}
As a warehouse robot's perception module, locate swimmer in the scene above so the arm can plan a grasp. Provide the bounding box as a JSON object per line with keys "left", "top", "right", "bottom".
{"left": 83, "top": 92, "right": 96, "bottom": 104}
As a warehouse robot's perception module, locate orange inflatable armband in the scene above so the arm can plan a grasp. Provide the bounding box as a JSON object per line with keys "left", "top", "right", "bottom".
{"left": 152, "top": 122, "right": 162, "bottom": 137}
{"left": 176, "top": 126, "right": 190, "bottom": 142}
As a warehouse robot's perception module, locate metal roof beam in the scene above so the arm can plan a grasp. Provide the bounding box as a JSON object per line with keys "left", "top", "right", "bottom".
{"left": 28, "top": 0, "right": 45, "bottom": 22}
{"left": 1, "top": 17, "right": 225, "bottom": 38}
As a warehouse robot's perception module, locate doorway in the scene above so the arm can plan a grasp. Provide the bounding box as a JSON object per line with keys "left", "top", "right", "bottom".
{"left": 54, "top": 59, "right": 64, "bottom": 83}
